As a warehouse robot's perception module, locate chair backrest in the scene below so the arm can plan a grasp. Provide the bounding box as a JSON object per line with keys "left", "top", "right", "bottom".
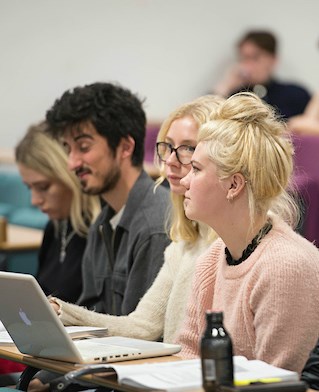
{"left": 292, "top": 133, "right": 319, "bottom": 247}
{"left": 0, "top": 167, "right": 48, "bottom": 229}
{"left": 144, "top": 123, "right": 161, "bottom": 163}
{"left": 292, "top": 134, "right": 319, "bottom": 180}
{"left": 0, "top": 169, "right": 31, "bottom": 208}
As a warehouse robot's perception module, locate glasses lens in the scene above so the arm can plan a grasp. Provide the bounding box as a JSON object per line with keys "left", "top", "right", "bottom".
{"left": 156, "top": 142, "right": 171, "bottom": 162}
{"left": 176, "top": 145, "right": 195, "bottom": 164}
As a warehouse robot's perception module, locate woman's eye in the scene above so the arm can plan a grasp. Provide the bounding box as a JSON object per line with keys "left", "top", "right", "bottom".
{"left": 36, "top": 184, "right": 50, "bottom": 192}
{"left": 185, "top": 146, "right": 195, "bottom": 153}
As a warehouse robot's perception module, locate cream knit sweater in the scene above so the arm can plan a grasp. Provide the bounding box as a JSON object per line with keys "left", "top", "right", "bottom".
{"left": 53, "top": 227, "right": 211, "bottom": 343}
{"left": 177, "top": 217, "right": 319, "bottom": 374}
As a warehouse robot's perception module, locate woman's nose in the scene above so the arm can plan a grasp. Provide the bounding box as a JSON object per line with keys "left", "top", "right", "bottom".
{"left": 180, "top": 171, "right": 191, "bottom": 188}
{"left": 166, "top": 149, "right": 180, "bottom": 166}
{"left": 31, "top": 191, "right": 44, "bottom": 207}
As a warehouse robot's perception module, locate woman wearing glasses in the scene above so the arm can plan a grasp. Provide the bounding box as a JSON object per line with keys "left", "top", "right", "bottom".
{"left": 49, "top": 95, "right": 223, "bottom": 343}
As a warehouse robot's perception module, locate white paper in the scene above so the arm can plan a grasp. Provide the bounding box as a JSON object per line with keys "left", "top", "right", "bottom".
{"left": 115, "top": 360, "right": 201, "bottom": 391}
{"left": 108, "top": 356, "right": 299, "bottom": 391}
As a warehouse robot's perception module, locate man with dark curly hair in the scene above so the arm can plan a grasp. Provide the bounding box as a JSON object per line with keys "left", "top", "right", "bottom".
{"left": 45, "top": 82, "right": 170, "bottom": 317}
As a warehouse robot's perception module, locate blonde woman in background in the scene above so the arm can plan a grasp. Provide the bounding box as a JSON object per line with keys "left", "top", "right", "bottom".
{"left": 15, "top": 123, "right": 100, "bottom": 303}
{"left": 49, "top": 95, "right": 223, "bottom": 344}
{"left": 177, "top": 92, "right": 319, "bottom": 374}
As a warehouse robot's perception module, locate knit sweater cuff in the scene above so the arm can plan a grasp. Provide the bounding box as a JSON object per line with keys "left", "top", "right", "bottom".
{"left": 50, "top": 297, "right": 88, "bottom": 326}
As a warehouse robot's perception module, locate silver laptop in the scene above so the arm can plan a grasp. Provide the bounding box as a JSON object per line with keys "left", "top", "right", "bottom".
{"left": 0, "top": 271, "right": 181, "bottom": 364}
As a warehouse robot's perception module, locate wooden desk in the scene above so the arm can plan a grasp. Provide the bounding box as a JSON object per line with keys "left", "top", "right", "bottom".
{"left": 0, "top": 224, "right": 43, "bottom": 274}
{"left": 0, "top": 224, "right": 43, "bottom": 252}
{"left": 0, "top": 345, "right": 310, "bottom": 392}
{"left": 0, "top": 148, "right": 14, "bottom": 164}
{"left": 0, "top": 344, "right": 183, "bottom": 391}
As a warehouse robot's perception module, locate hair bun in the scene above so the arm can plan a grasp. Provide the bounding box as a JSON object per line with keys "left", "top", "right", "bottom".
{"left": 220, "top": 92, "right": 276, "bottom": 124}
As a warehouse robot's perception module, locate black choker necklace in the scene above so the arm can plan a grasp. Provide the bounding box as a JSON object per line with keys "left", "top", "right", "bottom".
{"left": 225, "top": 221, "right": 272, "bottom": 266}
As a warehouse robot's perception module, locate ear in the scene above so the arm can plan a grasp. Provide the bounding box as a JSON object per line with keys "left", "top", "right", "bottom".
{"left": 118, "top": 136, "right": 135, "bottom": 160}
{"left": 226, "top": 173, "right": 246, "bottom": 201}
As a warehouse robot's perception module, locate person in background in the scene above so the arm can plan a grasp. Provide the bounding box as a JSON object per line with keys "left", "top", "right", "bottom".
{"left": 213, "top": 30, "right": 311, "bottom": 119}
{"left": 288, "top": 92, "right": 319, "bottom": 134}
{"left": 15, "top": 122, "right": 100, "bottom": 302}
{"left": 177, "top": 92, "right": 319, "bottom": 374}
{"left": 49, "top": 95, "right": 223, "bottom": 344}
{"left": 288, "top": 39, "right": 319, "bottom": 134}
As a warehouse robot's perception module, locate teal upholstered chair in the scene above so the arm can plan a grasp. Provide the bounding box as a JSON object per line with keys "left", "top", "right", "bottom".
{"left": 0, "top": 167, "right": 47, "bottom": 275}
{"left": 0, "top": 169, "right": 48, "bottom": 229}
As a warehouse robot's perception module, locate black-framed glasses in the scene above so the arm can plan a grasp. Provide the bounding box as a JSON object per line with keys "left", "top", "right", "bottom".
{"left": 156, "top": 142, "right": 195, "bottom": 165}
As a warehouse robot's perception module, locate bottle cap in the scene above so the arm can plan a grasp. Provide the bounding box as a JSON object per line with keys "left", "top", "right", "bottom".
{"left": 206, "top": 310, "right": 223, "bottom": 323}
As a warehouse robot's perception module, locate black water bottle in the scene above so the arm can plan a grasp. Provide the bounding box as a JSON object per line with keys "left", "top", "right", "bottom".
{"left": 200, "top": 311, "right": 234, "bottom": 392}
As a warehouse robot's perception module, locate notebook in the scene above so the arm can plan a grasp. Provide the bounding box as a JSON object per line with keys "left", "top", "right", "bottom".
{"left": 0, "top": 271, "right": 181, "bottom": 364}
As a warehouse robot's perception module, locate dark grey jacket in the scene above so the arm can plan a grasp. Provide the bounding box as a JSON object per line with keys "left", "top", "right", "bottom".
{"left": 301, "top": 338, "right": 319, "bottom": 390}
{"left": 77, "top": 171, "right": 171, "bottom": 315}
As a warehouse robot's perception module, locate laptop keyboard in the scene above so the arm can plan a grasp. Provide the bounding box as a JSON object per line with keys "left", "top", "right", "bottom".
{"left": 75, "top": 339, "right": 140, "bottom": 358}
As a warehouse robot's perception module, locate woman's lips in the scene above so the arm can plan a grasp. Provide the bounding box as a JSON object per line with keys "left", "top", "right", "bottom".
{"left": 167, "top": 174, "right": 181, "bottom": 182}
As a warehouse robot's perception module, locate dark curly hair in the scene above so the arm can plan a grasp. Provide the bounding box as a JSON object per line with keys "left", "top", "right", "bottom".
{"left": 46, "top": 82, "right": 146, "bottom": 167}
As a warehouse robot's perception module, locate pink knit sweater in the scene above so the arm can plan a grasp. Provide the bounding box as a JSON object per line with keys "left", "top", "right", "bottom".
{"left": 176, "top": 217, "right": 319, "bottom": 374}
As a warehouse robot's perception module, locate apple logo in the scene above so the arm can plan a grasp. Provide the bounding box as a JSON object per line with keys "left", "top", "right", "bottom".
{"left": 19, "top": 308, "right": 32, "bottom": 326}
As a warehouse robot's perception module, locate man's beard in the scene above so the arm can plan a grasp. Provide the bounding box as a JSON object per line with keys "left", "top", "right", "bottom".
{"left": 81, "top": 164, "right": 121, "bottom": 195}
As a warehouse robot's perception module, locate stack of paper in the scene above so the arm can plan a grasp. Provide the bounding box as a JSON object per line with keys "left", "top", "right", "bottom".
{"left": 85, "top": 357, "right": 299, "bottom": 391}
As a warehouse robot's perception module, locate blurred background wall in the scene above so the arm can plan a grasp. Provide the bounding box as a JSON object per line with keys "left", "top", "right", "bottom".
{"left": 1, "top": 0, "right": 318, "bottom": 148}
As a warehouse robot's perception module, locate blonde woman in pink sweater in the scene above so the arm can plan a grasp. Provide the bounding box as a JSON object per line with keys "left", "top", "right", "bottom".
{"left": 178, "top": 92, "right": 319, "bottom": 374}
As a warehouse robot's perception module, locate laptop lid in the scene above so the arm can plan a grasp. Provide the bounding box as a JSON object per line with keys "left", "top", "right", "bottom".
{"left": 0, "top": 271, "right": 181, "bottom": 364}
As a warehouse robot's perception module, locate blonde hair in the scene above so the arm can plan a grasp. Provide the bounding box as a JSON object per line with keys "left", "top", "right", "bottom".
{"left": 15, "top": 121, "right": 101, "bottom": 236}
{"left": 198, "top": 92, "right": 299, "bottom": 228}
{"left": 155, "top": 95, "right": 224, "bottom": 243}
